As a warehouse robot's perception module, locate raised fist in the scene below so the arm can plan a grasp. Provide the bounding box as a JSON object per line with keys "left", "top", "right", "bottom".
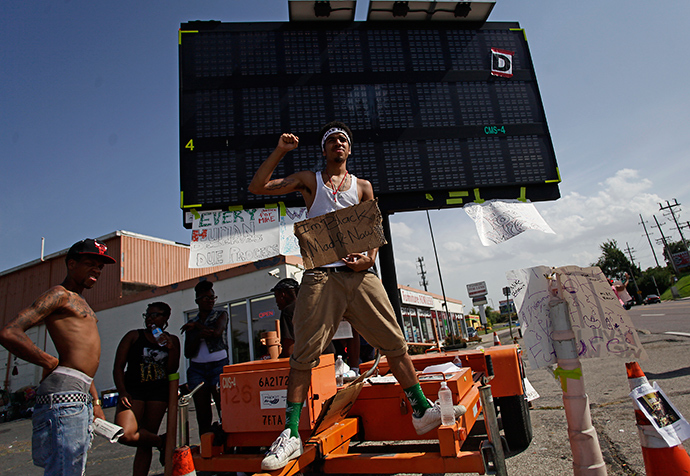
{"left": 278, "top": 133, "right": 299, "bottom": 152}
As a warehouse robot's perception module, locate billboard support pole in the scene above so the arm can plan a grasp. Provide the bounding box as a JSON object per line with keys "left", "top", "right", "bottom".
{"left": 379, "top": 211, "right": 403, "bottom": 330}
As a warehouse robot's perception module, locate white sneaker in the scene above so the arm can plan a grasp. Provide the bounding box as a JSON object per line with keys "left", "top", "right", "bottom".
{"left": 412, "top": 400, "right": 467, "bottom": 435}
{"left": 261, "top": 429, "right": 303, "bottom": 470}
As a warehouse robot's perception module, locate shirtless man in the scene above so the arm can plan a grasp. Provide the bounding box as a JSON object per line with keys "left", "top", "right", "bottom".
{"left": 0, "top": 238, "right": 116, "bottom": 475}
{"left": 249, "top": 122, "right": 464, "bottom": 470}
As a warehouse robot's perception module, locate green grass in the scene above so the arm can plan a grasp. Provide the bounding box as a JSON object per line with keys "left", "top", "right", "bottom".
{"left": 660, "top": 273, "right": 690, "bottom": 300}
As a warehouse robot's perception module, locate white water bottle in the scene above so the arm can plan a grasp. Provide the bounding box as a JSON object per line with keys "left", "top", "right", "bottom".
{"left": 335, "top": 355, "right": 345, "bottom": 386}
{"left": 150, "top": 325, "right": 168, "bottom": 347}
{"left": 438, "top": 381, "right": 455, "bottom": 426}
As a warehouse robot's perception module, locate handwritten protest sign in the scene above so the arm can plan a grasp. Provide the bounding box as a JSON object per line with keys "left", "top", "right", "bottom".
{"left": 506, "top": 265, "right": 647, "bottom": 369}
{"left": 293, "top": 199, "right": 387, "bottom": 269}
{"left": 189, "top": 206, "right": 307, "bottom": 268}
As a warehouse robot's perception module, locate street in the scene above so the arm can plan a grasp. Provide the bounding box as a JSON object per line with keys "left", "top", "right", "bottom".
{"left": 503, "top": 298, "right": 690, "bottom": 476}
{"left": 1, "top": 299, "right": 689, "bottom": 475}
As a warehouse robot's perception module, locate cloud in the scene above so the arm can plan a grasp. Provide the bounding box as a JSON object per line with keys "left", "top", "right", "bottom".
{"left": 389, "top": 168, "right": 666, "bottom": 305}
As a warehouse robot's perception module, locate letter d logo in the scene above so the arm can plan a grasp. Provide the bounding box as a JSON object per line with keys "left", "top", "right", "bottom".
{"left": 491, "top": 48, "right": 514, "bottom": 78}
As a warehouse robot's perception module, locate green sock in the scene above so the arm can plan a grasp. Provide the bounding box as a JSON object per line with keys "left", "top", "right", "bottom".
{"left": 403, "top": 384, "right": 432, "bottom": 418}
{"left": 284, "top": 401, "right": 303, "bottom": 437}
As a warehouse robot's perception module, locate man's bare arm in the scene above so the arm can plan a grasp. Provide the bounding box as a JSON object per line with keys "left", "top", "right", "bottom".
{"left": 343, "top": 178, "right": 379, "bottom": 271}
{"left": 248, "top": 133, "right": 308, "bottom": 196}
{"left": 0, "top": 287, "right": 65, "bottom": 373}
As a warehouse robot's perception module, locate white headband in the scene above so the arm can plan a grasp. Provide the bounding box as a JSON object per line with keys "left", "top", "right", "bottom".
{"left": 321, "top": 127, "right": 351, "bottom": 151}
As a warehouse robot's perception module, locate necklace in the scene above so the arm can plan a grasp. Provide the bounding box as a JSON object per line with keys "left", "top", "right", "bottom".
{"left": 328, "top": 171, "right": 349, "bottom": 203}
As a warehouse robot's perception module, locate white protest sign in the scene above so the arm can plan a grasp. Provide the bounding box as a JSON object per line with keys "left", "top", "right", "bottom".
{"left": 464, "top": 199, "right": 555, "bottom": 246}
{"left": 189, "top": 206, "right": 307, "bottom": 268}
{"left": 506, "top": 266, "right": 555, "bottom": 368}
{"left": 507, "top": 265, "right": 647, "bottom": 369}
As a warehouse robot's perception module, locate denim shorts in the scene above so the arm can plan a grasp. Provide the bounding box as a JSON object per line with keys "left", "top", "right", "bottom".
{"left": 32, "top": 393, "right": 93, "bottom": 476}
{"left": 187, "top": 358, "right": 229, "bottom": 391}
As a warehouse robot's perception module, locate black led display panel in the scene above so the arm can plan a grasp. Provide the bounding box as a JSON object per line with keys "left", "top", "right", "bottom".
{"left": 179, "top": 20, "right": 560, "bottom": 222}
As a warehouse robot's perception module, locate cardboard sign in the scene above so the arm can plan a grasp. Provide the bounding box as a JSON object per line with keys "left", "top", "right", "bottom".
{"left": 506, "top": 265, "right": 648, "bottom": 369}
{"left": 293, "top": 199, "right": 387, "bottom": 269}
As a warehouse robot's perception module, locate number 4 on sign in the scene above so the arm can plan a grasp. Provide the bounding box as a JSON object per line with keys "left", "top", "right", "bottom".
{"left": 185, "top": 139, "right": 194, "bottom": 151}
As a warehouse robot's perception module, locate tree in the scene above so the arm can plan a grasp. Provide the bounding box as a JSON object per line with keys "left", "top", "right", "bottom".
{"left": 637, "top": 266, "right": 673, "bottom": 297}
{"left": 592, "top": 239, "right": 640, "bottom": 280}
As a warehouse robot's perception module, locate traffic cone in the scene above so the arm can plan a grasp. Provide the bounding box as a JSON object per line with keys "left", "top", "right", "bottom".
{"left": 493, "top": 332, "right": 500, "bottom": 346}
{"left": 625, "top": 362, "right": 690, "bottom": 476}
{"left": 171, "top": 446, "right": 197, "bottom": 476}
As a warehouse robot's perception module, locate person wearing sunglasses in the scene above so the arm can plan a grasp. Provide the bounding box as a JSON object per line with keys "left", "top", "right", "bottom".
{"left": 181, "top": 280, "right": 229, "bottom": 438}
{"left": 113, "top": 302, "right": 180, "bottom": 475}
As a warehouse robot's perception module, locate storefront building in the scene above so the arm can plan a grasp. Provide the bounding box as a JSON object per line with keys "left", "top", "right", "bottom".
{"left": 399, "top": 286, "right": 465, "bottom": 344}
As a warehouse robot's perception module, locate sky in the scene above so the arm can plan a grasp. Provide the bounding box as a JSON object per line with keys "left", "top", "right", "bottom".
{"left": 2, "top": 1, "right": 689, "bottom": 309}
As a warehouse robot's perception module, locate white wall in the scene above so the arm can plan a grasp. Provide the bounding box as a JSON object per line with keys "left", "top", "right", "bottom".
{"left": 89, "top": 263, "right": 303, "bottom": 394}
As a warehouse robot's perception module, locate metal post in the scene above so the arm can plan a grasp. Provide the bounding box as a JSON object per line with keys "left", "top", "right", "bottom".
{"left": 479, "top": 385, "right": 508, "bottom": 476}
{"left": 426, "top": 210, "right": 454, "bottom": 338}
{"left": 178, "top": 383, "right": 204, "bottom": 447}
{"left": 550, "top": 299, "right": 607, "bottom": 475}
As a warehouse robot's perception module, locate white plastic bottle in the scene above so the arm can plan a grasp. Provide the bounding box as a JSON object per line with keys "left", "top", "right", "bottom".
{"left": 453, "top": 355, "right": 463, "bottom": 368}
{"left": 150, "top": 325, "right": 168, "bottom": 347}
{"left": 438, "top": 381, "right": 455, "bottom": 426}
{"left": 335, "top": 355, "right": 345, "bottom": 386}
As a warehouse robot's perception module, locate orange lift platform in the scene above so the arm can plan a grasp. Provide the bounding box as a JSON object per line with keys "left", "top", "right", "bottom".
{"left": 192, "top": 345, "right": 531, "bottom": 476}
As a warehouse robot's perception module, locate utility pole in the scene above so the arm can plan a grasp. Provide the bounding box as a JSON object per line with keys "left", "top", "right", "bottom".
{"left": 416, "top": 257, "right": 429, "bottom": 292}
{"left": 653, "top": 215, "right": 679, "bottom": 275}
{"left": 639, "top": 214, "right": 660, "bottom": 267}
{"left": 659, "top": 199, "right": 690, "bottom": 253}
{"left": 624, "top": 242, "right": 636, "bottom": 269}
{"left": 625, "top": 242, "right": 641, "bottom": 303}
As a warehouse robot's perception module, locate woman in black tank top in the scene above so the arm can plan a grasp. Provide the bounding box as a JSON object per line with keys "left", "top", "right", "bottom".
{"left": 113, "top": 302, "right": 180, "bottom": 475}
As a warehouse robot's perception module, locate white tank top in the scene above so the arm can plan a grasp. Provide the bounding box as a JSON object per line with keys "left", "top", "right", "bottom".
{"left": 307, "top": 171, "right": 359, "bottom": 219}
{"left": 308, "top": 171, "right": 360, "bottom": 268}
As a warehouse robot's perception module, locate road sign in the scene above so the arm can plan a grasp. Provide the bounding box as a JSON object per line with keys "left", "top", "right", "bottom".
{"left": 467, "top": 281, "right": 488, "bottom": 298}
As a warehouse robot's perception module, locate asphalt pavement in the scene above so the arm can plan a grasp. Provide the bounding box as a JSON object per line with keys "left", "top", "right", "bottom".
{"left": 2, "top": 304, "right": 689, "bottom": 476}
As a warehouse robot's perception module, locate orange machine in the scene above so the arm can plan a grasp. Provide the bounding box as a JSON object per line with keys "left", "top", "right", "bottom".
{"left": 192, "top": 346, "right": 530, "bottom": 475}
{"left": 218, "top": 354, "right": 336, "bottom": 447}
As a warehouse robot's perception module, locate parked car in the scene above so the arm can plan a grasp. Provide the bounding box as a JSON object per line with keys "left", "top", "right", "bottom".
{"left": 643, "top": 294, "right": 661, "bottom": 304}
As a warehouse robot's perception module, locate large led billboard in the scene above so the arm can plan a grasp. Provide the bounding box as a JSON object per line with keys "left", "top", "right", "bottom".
{"left": 179, "top": 20, "right": 560, "bottom": 224}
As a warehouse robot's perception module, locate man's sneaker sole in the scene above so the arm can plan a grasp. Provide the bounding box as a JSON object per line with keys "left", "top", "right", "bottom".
{"left": 261, "top": 429, "right": 303, "bottom": 471}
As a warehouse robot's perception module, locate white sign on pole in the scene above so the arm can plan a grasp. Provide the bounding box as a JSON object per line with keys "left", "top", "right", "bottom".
{"left": 466, "top": 281, "right": 488, "bottom": 298}
{"left": 506, "top": 265, "right": 648, "bottom": 369}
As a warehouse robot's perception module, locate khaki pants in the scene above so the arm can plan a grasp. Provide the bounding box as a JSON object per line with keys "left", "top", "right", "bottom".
{"left": 290, "top": 268, "right": 407, "bottom": 370}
